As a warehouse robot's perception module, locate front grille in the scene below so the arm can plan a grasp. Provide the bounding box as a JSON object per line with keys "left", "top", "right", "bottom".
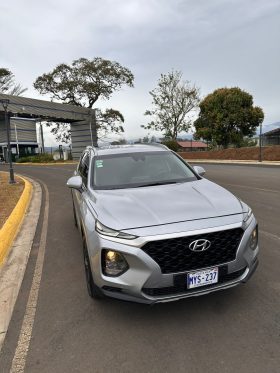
{"left": 142, "top": 266, "right": 246, "bottom": 297}
{"left": 141, "top": 228, "right": 244, "bottom": 274}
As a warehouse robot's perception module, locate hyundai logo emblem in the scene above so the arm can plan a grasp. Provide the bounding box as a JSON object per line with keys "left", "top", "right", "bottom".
{"left": 189, "top": 239, "right": 211, "bottom": 252}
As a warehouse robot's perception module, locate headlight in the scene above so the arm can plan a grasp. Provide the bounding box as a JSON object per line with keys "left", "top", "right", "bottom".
{"left": 249, "top": 226, "right": 258, "bottom": 250}
{"left": 102, "top": 249, "right": 129, "bottom": 276}
{"left": 95, "top": 220, "right": 138, "bottom": 240}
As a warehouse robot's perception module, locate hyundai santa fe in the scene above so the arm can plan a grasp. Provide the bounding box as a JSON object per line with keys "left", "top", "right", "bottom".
{"left": 67, "top": 144, "right": 259, "bottom": 304}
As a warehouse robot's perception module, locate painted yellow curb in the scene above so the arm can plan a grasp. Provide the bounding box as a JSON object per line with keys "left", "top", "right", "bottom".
{"left": 0, "top": 175, "right": 33, "bottom": 265}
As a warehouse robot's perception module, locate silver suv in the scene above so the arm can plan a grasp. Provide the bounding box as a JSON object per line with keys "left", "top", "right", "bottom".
{"left": 67, "top": 144, "right": 259, "bottom": 304}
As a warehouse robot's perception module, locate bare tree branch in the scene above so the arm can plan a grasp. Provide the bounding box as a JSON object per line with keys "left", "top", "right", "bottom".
{"left": 0, "top": 68, "right": 27, "bottom": 96}
{"left": 143, "top": 71, "right": 200, "bottom": 139}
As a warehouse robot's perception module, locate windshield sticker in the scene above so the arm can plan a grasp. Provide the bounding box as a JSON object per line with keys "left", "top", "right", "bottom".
{"left": 96, "top": 160, "right": 103, "bottom": 168}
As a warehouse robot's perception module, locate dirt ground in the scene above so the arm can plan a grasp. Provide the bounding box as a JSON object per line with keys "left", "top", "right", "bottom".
{"left": 180, "top": 145, "right": 280, "bottom": 161}
{"left": 0, "top": 172, "right": 25, "bottom": 229}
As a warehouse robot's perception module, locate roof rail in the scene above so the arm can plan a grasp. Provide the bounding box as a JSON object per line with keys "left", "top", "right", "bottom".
{"left": 140, "top": 142, "right": 170, "bottom": 150}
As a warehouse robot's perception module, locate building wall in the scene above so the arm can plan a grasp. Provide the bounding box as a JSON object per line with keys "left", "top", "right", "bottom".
{"left": 0, "top": 118, "right": 7, "bottom": 143}
{"left": 71, "top": 119, "right": 97, "bottom": 159}
{"left": 0, "top": 117, "right": 37, "bottom": 144}
{"left": 0, "top": 114, "right": 97, "bottom": 160}
{"left": 179, "top": 147, "right": 207, "bottom": 152}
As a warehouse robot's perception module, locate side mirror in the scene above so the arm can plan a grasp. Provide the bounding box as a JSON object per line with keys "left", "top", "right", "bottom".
{"left": 193, "top": 165, "right": 206, "bottom": 176}
{"left": 67, "top": 175, "right": 83, "bottom": 190}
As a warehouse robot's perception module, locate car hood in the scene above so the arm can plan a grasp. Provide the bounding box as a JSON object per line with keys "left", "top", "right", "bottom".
{"left": 90, "top": 179, "right": 242, "bottom": 230}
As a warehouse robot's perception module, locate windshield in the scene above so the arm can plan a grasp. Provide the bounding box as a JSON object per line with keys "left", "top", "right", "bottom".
{"left": 92, "top": 151, "right": 198, "bottom": 190}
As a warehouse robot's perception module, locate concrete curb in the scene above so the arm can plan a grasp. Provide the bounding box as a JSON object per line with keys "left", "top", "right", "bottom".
{"left": 0, "top": 176, "right": 42, "bottom": 351}
{"left": 14, "top": 162, "right": 77, "bottom": 166}
{"left": 0, "top": 175, "right": 33, "bottom": 265}
{"left": 187, "top": 160, "right": 280, "bottom": 167}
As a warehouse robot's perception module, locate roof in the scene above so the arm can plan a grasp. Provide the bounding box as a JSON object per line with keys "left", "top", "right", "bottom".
{"left": 177, "top": 140, "right": 207, "bottom": 148}
{"left": 0, "top": 93, "right": 92, "bottom": 122}
{"left": 92, "top": 144, "right": 170, "bottom": 156}
{"left": 263, "top": 127, "right": 280, "bottom": 136}
{"left": 0, "top": 142, "right": 38, "bottom": 145}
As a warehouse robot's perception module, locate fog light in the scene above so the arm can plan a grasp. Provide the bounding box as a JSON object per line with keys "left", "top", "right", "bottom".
{"left": 249, "top": 226, "right": 258, "bottom": 250}
{"left": 102, "top": 249, "right": 129, "bottom": 277}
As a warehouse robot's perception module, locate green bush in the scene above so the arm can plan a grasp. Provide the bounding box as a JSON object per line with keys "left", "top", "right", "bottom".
{"left": 161, "top": 139, "right": 180, "bottom": 152}
{"left": 17, "top": 154, "right": 55, "bottom": 163}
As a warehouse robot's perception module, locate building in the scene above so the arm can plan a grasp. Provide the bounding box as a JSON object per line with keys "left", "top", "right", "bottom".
{"left": 0, "top": 93, "right": 97, "bottom": 161}
{"left": 262, "top": 127, "right": 280, "bottom": 146}
{"left": 0, "top": 117, "right": 38, "bottom": 161}
{"left": 177, "top": 140, "right": 207, "bottom": 152}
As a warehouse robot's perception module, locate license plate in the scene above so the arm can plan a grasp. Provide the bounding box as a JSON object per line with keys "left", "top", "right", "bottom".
{"left": 187, "top": 267, "right": 218, "bottom": 289}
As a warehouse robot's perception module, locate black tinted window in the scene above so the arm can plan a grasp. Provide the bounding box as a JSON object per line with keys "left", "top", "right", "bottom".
{"left": 78, "top": 152, "right": 90, "bottom": 185}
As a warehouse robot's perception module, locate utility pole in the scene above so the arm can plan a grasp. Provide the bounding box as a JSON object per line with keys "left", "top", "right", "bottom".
{"left": 1, "top": 99, "right": 15, "bottom": 183}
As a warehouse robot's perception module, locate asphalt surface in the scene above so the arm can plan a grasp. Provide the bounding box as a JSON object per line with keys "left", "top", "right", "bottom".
{"left": 0, "top": 163, "right": 279, "bottom": 373}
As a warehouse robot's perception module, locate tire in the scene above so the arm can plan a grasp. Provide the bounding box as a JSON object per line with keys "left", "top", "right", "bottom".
{"left": 82, "top": 235, "right": 103, "bottom": 299}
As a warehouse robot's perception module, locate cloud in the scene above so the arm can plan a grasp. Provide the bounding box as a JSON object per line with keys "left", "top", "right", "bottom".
{"left": 0, "top": 0, "right": 279, "bottom": 143}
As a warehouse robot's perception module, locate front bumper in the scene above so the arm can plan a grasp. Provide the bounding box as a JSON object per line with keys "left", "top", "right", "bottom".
{"left": 100, "top": 257, "right": 259, "bottom": 304}
{"left": 87, "top": 216, "right": 259, "bottom": 304}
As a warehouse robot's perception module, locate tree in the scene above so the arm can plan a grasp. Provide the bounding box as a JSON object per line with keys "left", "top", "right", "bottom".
{"left": 0, "top": 68, "right": 27, "bottom": 96}
{"left": 142, "top": 71, "right": 200, "bottom": 139}
{"left": 142, "top": 135, "right": 150, "bottom": 143}
{"left": 33, "top": 57, "right": 134, "bottom": 142}
{"left": 237, "top": 137, "right": 257, "bottom": 148}
{"left": 194, "top": 87, "right": 264, "bottom": 148}
{"left": 161, "top": 139, "right": 180, "bottom": 152}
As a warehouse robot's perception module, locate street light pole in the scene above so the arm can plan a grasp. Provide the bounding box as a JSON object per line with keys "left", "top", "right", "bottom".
{"left": 259, "top": 122, "right": 263, "bottom": 163}
{"left": 1, "top": 99, "right": 15, "bottom": 183}
{"left": 39, "top": 121, "right": 45, "bottom": 153}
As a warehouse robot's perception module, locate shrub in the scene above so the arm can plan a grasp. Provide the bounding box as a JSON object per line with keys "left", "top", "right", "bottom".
{"left": 161, "top": 139, "right": 180, "bottom": 152}
{"left": 17, "top": 154, "right": 55, "bottom": 163}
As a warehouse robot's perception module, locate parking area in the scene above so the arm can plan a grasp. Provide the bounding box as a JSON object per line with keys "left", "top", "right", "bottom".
{"left": 0, "top": 163, "right": 279, "bottom": 373}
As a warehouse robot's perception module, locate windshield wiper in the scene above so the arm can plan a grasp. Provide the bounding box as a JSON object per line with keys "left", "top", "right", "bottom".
{"left": 136, "top": 181, "right": 179, "bottom": 188}
{"left": 97, "top": 181, "right": 184, "bottom": 190}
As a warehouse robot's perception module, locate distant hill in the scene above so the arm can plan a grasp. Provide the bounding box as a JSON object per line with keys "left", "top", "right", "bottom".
{"left": 177, "top": 133, "right": 193, "bottom": 140}
{"left": 126, "top": 133, "right": 194, "bottom": 143}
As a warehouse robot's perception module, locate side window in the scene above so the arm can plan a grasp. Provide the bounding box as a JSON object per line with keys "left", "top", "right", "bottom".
{"left": 77, "top": 154, "right": 83, "bottom": 175}
{"left": 78, "top": 152, "right": 90, "bottom": 186}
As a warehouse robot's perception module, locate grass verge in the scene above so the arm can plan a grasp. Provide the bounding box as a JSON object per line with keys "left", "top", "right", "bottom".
{"left": 0, "top": 173, "right": 25, "bottom": 228}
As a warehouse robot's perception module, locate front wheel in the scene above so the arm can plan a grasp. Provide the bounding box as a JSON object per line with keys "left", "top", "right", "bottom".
{"left": 82, "top": 236, "right": 103, "bottom": 299}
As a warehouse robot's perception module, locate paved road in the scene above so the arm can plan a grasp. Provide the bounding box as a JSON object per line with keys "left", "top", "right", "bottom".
{"left": 0, "top": 163, "right": 279, "bottom": 373}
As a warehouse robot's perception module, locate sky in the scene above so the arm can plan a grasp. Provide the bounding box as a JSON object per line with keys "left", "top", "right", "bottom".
{"left": 0, "top": 0, "right": 280, "bottom": 145}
